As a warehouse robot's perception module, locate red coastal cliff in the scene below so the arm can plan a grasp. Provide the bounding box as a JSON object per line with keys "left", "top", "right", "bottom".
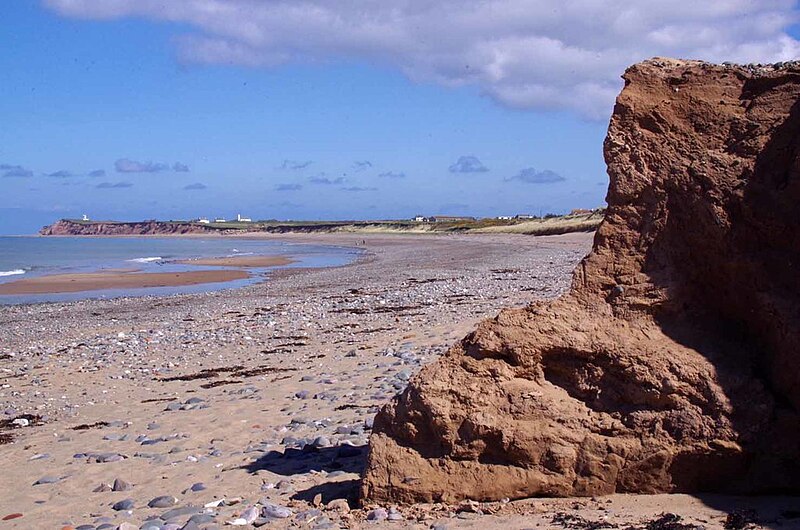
{"left": 361, "top": 58, "right": 800, "bottom": 502}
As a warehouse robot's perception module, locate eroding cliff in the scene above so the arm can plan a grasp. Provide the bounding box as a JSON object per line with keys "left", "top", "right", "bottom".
{"left": 40, "top": 220, "right": 220, "bottom": 236}
{"left": 361, "top": 58, "right": 800, "bottom": 503}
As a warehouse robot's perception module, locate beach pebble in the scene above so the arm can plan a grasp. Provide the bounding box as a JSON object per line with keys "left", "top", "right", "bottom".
{"left": 312, "top": 436, "right": 331, "bottom": 448}
{"left": 261, "top": 502, "right": 292, "bottom": 519}
{"left": 161, "top": 506, "right": 201, "bottom": 520}
{"left": 112, "top": 499, "right": 135, "bottom": 511}
{"left": 148, "top": 496, "right": 177, "bottom": 508}
{"left": 33, "top": 475, "right": 61, "bottom": 485}
{"left": 367, "top": 508, "right": 388, "bottom": 521}
{"left": 112, "top": 478, "right": 132, "bottom": 492}
{"left": 387, "top": 507, "right": 403, "bottom": 521}
{"left": 326, "top": 499, "right": 350, "bottom": 513}
{"left": 93, "top": 483, "right": 112, "bottom": 492}
{"left": 228, "top": 505, "right": 259, "bottom": 526}
{"left": 186, "top": 514, "right": 214, "bottom": 525}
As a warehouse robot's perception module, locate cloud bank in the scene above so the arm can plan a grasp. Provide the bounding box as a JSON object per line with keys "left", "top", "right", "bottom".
{"left": 506, "top": 167, "right": 566, "bottom": 184}
{"left": 280, "top": 159, "right": 313, "bottom": 170}
{"left": 378, "top": 171, "right": 406, "bottom": 179}
{"left": 44, "top": 0, "right": 800, "bottom": 118}
{"left": 449, "top": 156, "right": 489, "bottom": 173}
{"left": 96, "top": 181, "right": 134, "bottom": 188}
{"left": 275, "top": 183, "right": 303, "bottom": 191}
{"left": 1, "top": 164, "right": 33, "bottom": 178}
{"left": 309, "top": 175, "right": 345, "bottom": 185}
{"left": 115, "top": 158, "right": 169, "bottom": 173}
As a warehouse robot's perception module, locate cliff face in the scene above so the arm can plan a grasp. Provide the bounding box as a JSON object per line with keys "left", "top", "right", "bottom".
{"left": 39, "top": 220, "right": 219, "bottom": 236}
{"left": 361, "top": 58, "right": 800, "bottom": 503}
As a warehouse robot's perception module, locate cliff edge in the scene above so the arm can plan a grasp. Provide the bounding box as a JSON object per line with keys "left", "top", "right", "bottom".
{"left": 40, "top": 220, "right": 220, "bottom": 236}
{"left": 361, "top": 58, "right": 800, "bottom": 502}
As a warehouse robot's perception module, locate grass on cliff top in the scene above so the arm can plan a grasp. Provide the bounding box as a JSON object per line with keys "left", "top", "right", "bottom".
{"left": 470, "top": 211, "right": 604, "bottom": 235}
{"left": 63, "top": 210, "right": 605, "bottom": 236}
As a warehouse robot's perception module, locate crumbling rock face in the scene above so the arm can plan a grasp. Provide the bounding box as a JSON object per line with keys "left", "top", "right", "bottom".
{"left": 361, "top": 58, "right": 800, "bottom": 503}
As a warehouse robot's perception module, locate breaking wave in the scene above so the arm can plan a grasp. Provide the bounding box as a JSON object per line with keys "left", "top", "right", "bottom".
{"left": 127, "top": 256, "right": 162, "bottom": 263}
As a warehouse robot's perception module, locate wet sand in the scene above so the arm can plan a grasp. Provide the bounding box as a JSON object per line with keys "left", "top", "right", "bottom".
{"left": 176, "top": 255, "right": 295, "bottom": 267}
{"left": 0, "top": 269, "right": 250, "bottom": 295}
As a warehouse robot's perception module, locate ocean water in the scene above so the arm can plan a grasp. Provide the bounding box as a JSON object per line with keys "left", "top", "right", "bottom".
{"left": 0, "top": 236, "right": 360, "bottom": 305}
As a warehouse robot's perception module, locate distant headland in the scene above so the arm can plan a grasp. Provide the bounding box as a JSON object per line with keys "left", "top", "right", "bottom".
{"left": 40, "top": 210, "right": 604, "bottom": 237}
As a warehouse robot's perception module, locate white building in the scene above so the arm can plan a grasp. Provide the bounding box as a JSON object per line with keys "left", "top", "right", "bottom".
{"left": 81, "top": 214, "right": 90, "bottom": 221}
{"left": 197, "top": 218, "right": 210, "bottom": 224}
{"left": 237, "top": 213, "right": 252, "bottom": 222}
{"left": 214, "top": 217, "right": 227, "bottom": 223}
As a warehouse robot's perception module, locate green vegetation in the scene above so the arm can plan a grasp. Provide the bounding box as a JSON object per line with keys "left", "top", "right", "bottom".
{"left": 62, "top": 210, "right": 604, "bottom": 236}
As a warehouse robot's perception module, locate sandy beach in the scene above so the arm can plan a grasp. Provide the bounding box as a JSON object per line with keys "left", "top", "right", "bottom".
{"left": 0, "top": 269, "right": 251, "bottom": 295}
{"left": 0, "top": 233, "right": 796, "bottom": 530}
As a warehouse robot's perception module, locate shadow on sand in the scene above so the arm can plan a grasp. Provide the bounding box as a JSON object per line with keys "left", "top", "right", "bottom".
{"left": 241, "top": 444, "right": 367, "bottom": 505}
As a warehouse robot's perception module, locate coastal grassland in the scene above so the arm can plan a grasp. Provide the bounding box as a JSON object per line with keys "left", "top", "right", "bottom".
{"left": 470, "top": 211, "right": 605, "bottom": 235}
{"left": 53, "top": 211, "right": 604, "bottom": 236}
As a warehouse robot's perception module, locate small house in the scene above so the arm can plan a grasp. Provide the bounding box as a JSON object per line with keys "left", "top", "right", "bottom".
{"left": 237, "top": 214, "right": 252, "bottom": 222}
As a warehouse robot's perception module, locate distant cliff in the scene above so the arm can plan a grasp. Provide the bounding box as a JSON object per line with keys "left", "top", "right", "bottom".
{"left": 40, "top": 220, "right": 223, "bottom": 236}
{"left": 40, "top": 213, "right": 602, "bottom": 236}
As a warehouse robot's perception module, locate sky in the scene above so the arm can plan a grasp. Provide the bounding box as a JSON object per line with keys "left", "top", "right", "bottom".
{"left": 1, "top": 1, "right": 799, "bottom": 234}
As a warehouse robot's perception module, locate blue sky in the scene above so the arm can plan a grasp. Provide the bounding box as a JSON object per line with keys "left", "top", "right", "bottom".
{"left": 1, "top": 1, "right": 798, "bottom": 234}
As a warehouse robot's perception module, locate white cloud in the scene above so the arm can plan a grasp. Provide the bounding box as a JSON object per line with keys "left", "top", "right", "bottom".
{"left": 44, "top": 0, "right": 800, "bottom": 118}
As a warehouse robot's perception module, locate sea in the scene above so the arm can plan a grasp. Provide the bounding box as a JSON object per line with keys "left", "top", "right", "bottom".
{"left": 0, "top": 236, "right": 360, "bottom": 305}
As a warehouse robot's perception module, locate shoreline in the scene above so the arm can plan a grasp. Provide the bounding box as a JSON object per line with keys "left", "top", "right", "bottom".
{"left": 0, "top": 269, "right": 252, "bottom": 295}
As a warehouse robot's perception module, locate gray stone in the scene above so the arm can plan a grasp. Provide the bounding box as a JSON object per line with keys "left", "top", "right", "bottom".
{"left": 161, "top": 506, "right": 201, "bottom": 520}
{"left": 112, "top": 498, "right": 135, "bottom": 511}
{"left": 33, "top": 475, "right": 61, "bottom": 485}
{"left": 261, "top": 502, "right": 292, "bottom": 519}
{"left": 367, "top": 508, "right": 388, "bottom": 521}
{"left": 186, "top": 514, "right": 214, "bottom": 524}
{"left": 312, "top": 436, "right": 331, "bottom": 448}
{"left": 148, "top": 496, "right": 177, "bottom": 508}
{"left": 113, "top": 478, "right": 132, "bottom": 492}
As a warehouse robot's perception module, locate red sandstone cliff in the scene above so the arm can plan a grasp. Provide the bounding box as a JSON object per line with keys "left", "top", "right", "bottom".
{"left": 361, "top": 58, "right": 800, "bottom": 502}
